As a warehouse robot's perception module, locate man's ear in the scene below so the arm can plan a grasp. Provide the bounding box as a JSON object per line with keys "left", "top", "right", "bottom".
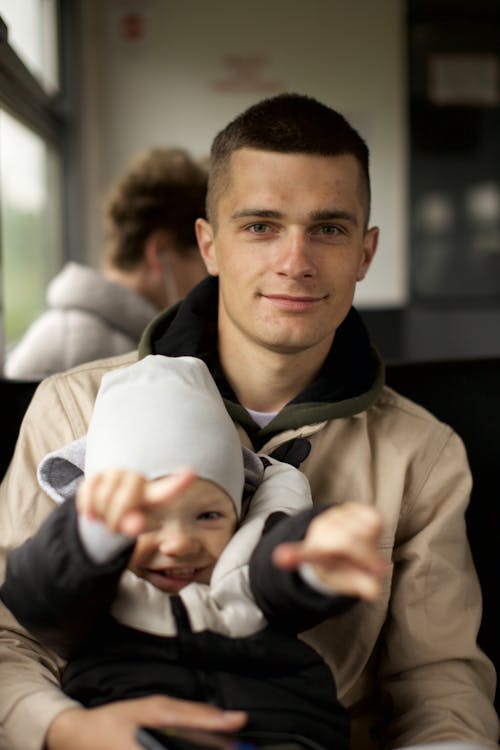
{"left": 144, "top": 229, "right": 172, "bottom": 270}
{"left": 357, "top": 226, "right": 379, "bottom": 281}
{"left": 195, "top": 218, "right": 219, "bottom": 276}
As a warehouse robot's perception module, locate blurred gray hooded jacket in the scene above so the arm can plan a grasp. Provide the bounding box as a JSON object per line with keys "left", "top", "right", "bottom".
{"left": 5, "top": 262, "right": 157, "bottom": 380}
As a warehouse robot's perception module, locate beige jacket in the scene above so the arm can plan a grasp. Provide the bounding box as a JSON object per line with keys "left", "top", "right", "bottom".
{"left": 0, "top": 352, "right": 498, "bottom": 750}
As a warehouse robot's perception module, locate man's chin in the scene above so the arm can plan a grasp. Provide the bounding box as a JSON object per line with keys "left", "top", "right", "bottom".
{"left": 257, "top": 329, "right": 334, "bottom": 356}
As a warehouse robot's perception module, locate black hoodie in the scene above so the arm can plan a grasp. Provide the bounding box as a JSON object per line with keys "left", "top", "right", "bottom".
{"left": 139, "top": 276, "right": 384, "bottom": 451}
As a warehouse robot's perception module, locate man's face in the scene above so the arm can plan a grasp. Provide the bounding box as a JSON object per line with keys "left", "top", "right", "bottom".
{"left": 129, "top": 478, "right": 237, "bottom": 594}
{"left": 196, "top": 148, "right": 378, "bottom": 359}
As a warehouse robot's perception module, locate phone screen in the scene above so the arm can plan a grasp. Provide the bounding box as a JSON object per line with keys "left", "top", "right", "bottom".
{"left": 137, "top": 727, "right": 312, "bottom": 750}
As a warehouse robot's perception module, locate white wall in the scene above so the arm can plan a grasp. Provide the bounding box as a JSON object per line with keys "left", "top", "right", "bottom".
{"left": 80, "top": 0, "right": 408, "bottom": 307}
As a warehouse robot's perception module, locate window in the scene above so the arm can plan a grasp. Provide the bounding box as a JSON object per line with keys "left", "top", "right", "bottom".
{"left": 0, "top": 109, "right": 62, "bottom": 345}
{"left": 0, "top": 0, "right": 58, "bottom": 92}
{"left": 0, "top": 0, "right": 73, "bottom": 373}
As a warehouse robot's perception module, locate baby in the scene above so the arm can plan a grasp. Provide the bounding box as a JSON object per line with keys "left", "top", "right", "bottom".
{"left": 1, "top": 355, "right": 384, "bottom": 750}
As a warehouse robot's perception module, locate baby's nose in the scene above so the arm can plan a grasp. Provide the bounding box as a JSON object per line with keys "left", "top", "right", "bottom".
{"left": 158, "top": 525, "right": 201, "bottom": 557}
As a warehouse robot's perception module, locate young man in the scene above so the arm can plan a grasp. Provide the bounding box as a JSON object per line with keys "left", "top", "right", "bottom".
{"left": 1, "top": 354, "right": 384, "bottom": 750}
{"left": 0, "top": 94, "right": 498, "bottom": 750}
{"left": 5, "top": 147, "right": 207, "bottom": 380}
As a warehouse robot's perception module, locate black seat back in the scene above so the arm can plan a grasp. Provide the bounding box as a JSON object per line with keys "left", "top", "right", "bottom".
{"left": 386, "top": 359, "right": 500, "bottom": 715}
{"left": 1, "top": 378, "right": 39, "bottom": 481}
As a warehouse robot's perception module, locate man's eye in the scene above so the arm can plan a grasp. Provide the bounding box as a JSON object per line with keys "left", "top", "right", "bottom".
{"left": 316, "top": 225, "right": 342, "bottom": 236}
{"left": 247, "top": 223, "right": 270, "bottom": 234}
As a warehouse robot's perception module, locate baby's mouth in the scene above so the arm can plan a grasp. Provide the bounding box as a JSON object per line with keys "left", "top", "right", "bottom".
{"left": 144, "top": 565, "right": 206, "bottom": 592}
{"left": 158, "top": 567, "right": 199, "bottom": 579}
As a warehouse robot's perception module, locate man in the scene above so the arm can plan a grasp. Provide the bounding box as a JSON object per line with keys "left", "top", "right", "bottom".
{"left": 0, "top": 94, "right": 498, "bottom": 750}
{"left": 5, "top": 147, "right": 207, "bottom": 380}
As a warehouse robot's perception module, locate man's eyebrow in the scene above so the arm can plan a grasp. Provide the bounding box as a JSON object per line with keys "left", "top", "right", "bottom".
{"left": 310, "top": 209, "right": 358, "bottom": 227}
{"left": 230, "top": 208, "right": 359, "bottom": 227}
{"left": 230, "top": 209, "right": 283, "bottom": 220}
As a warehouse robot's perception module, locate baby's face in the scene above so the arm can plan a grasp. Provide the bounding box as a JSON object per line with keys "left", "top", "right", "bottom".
{"left": 129, "top": 478, "right": 237, "bottom": 594}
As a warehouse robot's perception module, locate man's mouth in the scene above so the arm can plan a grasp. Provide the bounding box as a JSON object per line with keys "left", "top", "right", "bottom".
{"left": 261, "top": 293, "right": 327, "bottom": 312}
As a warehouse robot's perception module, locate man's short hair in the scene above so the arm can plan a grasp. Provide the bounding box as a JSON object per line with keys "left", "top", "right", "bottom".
{"left": 104, "top": 147, "right": 207, "bottom": 270}
{"left": 207, "top": 93, "right": 371, "bottom": 227}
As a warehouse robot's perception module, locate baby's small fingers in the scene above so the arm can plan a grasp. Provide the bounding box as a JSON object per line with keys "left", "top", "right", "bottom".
{"left": 83, "top": 471, "right": 124, "bottom": 519}
{"left": 76, "top": 473, "right": 119, "bottom": 518}
{"left": 118, "top": 510, "right": 145, "bottom": 537}
{"left": 144, "top": 469, "right": 196, "bottom": 505}
{"left": 76, "top": 476, "right": 95, "bottom": 516}
{"left": 290, "top": 544, "right": 386, "bottom": 578}
{"left": 272, "top": 542, "right": 304, "bottom": 569}
{"left": 313, "top": 565, "right": 383, "bottom": 602}
{"left": 274, "top": 543, "right": 384, "bottom": 602}
{"left": 316, "top": 503, "right": 384, "bottom": 544}
{"left": 105, "top": 472, "right": 147, "bottom": 530}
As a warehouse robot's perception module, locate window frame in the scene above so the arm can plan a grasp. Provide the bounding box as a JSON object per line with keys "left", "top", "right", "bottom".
{"left": 0, "top": 0, "right": 82, "bottom": 371}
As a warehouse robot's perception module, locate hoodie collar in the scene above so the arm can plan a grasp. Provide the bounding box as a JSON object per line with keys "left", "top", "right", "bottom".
{"left": 139, "top": 276, "right": 384, "bottom": 441}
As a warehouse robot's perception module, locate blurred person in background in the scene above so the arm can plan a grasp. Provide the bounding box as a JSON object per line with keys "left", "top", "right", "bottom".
{"left": 5, "top": 147, "right": 207, "bottom": 381}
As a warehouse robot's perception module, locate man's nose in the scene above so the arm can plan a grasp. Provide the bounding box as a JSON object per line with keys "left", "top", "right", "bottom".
{"left": 274, "top": 229, "right": 316, "bottom": 279}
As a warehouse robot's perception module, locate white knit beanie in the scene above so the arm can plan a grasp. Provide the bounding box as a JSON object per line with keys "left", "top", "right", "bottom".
{"left": 84, "top": 355, "right": 244, "bottom": 516}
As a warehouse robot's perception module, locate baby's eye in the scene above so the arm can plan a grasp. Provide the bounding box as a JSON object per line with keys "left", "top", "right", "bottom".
{"left": 198, "top": 511, "right": 221, "bottom": 521}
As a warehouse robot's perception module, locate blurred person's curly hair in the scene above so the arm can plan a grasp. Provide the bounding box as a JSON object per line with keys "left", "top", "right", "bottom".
{"left": 104, "top": 148, "right": 207, "bottom": 270}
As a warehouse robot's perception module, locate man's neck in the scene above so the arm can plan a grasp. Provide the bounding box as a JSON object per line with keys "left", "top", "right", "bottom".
{"left": 218, "top": 333, "right": 332, "bottom": 413}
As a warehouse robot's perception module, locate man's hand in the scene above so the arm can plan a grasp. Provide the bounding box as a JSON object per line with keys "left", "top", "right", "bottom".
{"left": 76, "top": 468, "right": 196, "bottom": 536}
{"left": 272, "top": 502, "right": 387, "bottom": 601}
{"left": 46, "top": 695, "right": 247, "bottom": 750}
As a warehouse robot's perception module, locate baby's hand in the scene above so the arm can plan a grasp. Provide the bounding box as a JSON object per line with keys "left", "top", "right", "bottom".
{"left": 272, "top": 502, "right": 387, "bottom": 602}
{"left": 76, "top": 468, "right": 195, "bottom": 536}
